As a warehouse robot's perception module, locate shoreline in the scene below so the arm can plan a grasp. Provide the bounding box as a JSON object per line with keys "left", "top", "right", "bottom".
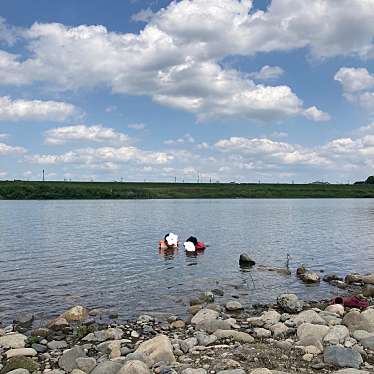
{"left": 1, "top": 271, "right": 374, "bottom": 374}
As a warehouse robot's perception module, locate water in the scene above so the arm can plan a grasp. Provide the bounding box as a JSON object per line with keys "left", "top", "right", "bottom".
{"left": 1, "top": 199, "right": 374, "bottom": 323}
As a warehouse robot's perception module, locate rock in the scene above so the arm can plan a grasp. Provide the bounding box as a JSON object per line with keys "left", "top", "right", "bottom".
{"left": 170, "top": 320, "right": 185, "bottom": 329}
{"left": 342, "top": 311, "right": 373, "bottom": 333}
{"left": 47, "top": 317, "right": 69, "bottom": 331}
{"left": 213, "top": 329, "right": 254, "bottom": 343}
{"left": 269, "top": 322, "right": 289, "bottom": 338}
{"left": 319, "top": 311, "right": 342, "bottom": 325}
{"left": 131, "top": 330, "right": 140, "bottom": 338}
{"left": 0, "top": 333, "right": 27, "bottom": 349}
{"left": 360, "top": 336, "right": 374, "bottom": 349}
{"left": 136, "top": 335, "right": 176, "bottom": 366}
{"left": 260, "top": 310, "right": 281, "bottom": 326}
{"left": 323, "top": 325, "right": 349, "bottom": 345}
{"left": 31, "top": 343, "right": 47, "bottom": 353}
{"left": 353, "top": 330, "right": 372, "bottom": 341}
{"left": 292, "top": 310, "right": 326, "bottom": 326}
{"left": 325, "top": 304, "right": 345, "bottom": 316}
{"left": 297, "top": 265, "right": 307, "bottom": 276}
{"left": 196, "top": 319, "right": 231, "bottom": 333}
{"left": 332, "top": 370, "right": 370, "bottom": 374}
{"left": 277, "top": 294, "right": 303, "bottom": 314}
{"left": 71, "top": 370, "right": 86, "bottom": 374}
{"left": 324, "top": 346, "right": 363, "bottom": 369}
{"left": 180, "top": 337, "right": 198, "bottom": 353}
{"left": 14, "top": 313, "right": 34, "bottom": 328}
{"left": 363, "top": 285, "right": 374, "bottom": 297}
{"left": 189, "top": 305, "right": 203, "bottom": 315}
{"left": 304, "top": 345, "right": 322, "bottom": 355}
{"left": 90, "top": 361, "right": 122, "bottom": 374}
{"left": 303, "top": 353, "right": 314, "bottom": 362}
{"left": 6, "top": 370, "right": 30, "bottom": 374}
{"left": 246, "top": 317, "right": 264, "bottom": 327}
{"left": 253, "top": 328, "right": 271, "bottom": 338}
{"left": 6, "top": 349, "right": 37, "bottom": 359}
{"left": 31, "top": 328, "right": 50, "bottom": 337}
{"left": 58, "top": 346, "right": 86, "bottom": 373}
{"left": 124, "top": 352, "right": 153, "bottom": 368}
{"left": 117, "top": 360, "right": 151, "bottom": 374}
{"left": 181, "top": 369, "right": 207, "bottom": 374}
{"left": 211, "top": 289, "right": 224, "bottom": 296}
{"left": 195, "top": 332, "right": 217, "bottom": 346}
{"left": 47, "top": 340, "right": 68, "bottom": 350}
{"left": 250, "top": 370, "right": 271, "bottom": 374}
{"left": 345, "top": 274, "right": 363, "bottom": 284}
{"left": 191, "top": 309, "right": 219, "bottom": 325}
{"left": 239, "top": 254, "right": 255, "bottom": 267}
{"left": 76, "top": 357, "right": 96, "bottom": 373}
{"left": 297, "top": 323, "right": 329, "bottom": 347}
{"left": 300, "top": 271, "right": 320, "bottom": 283}
{"left": 361, "top": 308, "right": 374, "bottom": 327}
{"left": 225, "top": 301, "right": 243, "bottom": 311}
{"left": 217, "top": 370, "right": 245, "bottom": 374}
{"left": 323, "top": 274, "right": 343, "bottom": 283}
{"left": 0, "top": 357, "right": 39, "bottom": 373}
{"left": 62, "top": 306, "right": 89, "bottom": 322}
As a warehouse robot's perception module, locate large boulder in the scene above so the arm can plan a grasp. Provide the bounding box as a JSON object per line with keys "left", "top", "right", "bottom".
{"left": 62, "top": 306, "right": 89, "bottom": 322}
{"left": 292, "top": 310, "right": 326, "bottom": 326}
{"left": 117, "top": 360, "right": 151, "bottom": 374}
{"left": 324, "top": 346, "right": 363, "bottom": 369}
{"left": 342, "top": 311, "right": 373, "bottom": 333}
{"left": 297, "top": 323, "right": 329, "bottom": 348}
{"left": 260, "top": 310, "right": 281, "bottom": 326}
{"left": 277, "top": 294, "right": 303, "bottom": 314}
{"left": 58, "top": 346, "right": 86, "bottom": 372}
{"left": 301, "top": 271, "right": 320, "bottom": 283}
{"left": 191, "top": 309, "right": 219, "bottom": 325}
{"left": 360, "top": 335, "right": 374, "bottom": 350}
{"left": 0, "top": 333, "right": 27, "bottom": 349}
{"left": 136, "top": 335, "right": 176, "bottom": 366}
{"left": 323, "top": 325, "right": 350, "bottom": 345}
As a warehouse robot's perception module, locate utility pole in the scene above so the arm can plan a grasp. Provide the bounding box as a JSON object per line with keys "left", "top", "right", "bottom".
{"left": 42, "top": 169, "right": 45, "bottom": 182}
{"left": 174, "top": 176, "right": 177, "bottom": 183}
{"left": 209, "top": 177, "right": 212, "bottom": 183}
{"left": 197, "top": 173, "right": 200, "bottom": 184}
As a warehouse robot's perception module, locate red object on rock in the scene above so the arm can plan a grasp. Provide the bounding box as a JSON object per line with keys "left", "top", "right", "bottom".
{"left": 330, "top": 295, "right": 369, "bottom": 309}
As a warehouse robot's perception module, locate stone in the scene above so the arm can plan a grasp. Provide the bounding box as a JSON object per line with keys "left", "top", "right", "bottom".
{"left": 217, "top": 370, "right": 245, "bottom": 374}
{"left": 324, "top": 346, "right": 363, "bottom": 369}
{"left": 71, "top": 370, "right": 86, "bottom": 374}
{"left": 250, "top": 370, "right": 271, "bottom": 374}
{"left": 239, "top": 254, "right": 255, "bottom": 267}
{"left": 303, "top": 353, "right": 314, "bottom": 362}
{"left": 189, "top": 305, "right": 203, "bottom": 315}
{"left": 0, "top": 357, "right": 39, "bottom": 373}
{"left": 253, "top": 328, "right": 271, "bottom": 338}
{"left": 124, "top": 352, "right": 153, "bottom": 368}
{"left": 181, "top": 369, "right": 207, "bottom": 374}
{"left": 180, "top": 337, "right": 198, "bottom": 353}
{"left": 269, "top": 323, "right": 289, "bottom": 338}
{"left": 6, "top": 370, "right": 30, "bottom": 374}
{"left": 191, "top": 309, "right": 219, "bottom": 325}
{"left": 90, "top": 361, "right": 122, "bottom": 374}
{"left": 304, "top": 345, "right": 322, "bottom": 355}
{"left": 76, "top": 357, "right": 96, "bottom": 373}
{"left": 195, "top": 332, "right": 217, "bottom": 346}
{"left": 136, "top": 335, "right": 176, "bottom": 366}
{"left": 6, "top": 348, "right": 37, "bottom": 359}
{"left": 301, "top": 271, "right": 320, "bottom": 283}
{"left": 363, "top": 285, "right": 374, "bottom": 297}
{"left": 58, "top": 346, "right": 86, "bottom": 373}
{"left": 62, "top": 306, "right": 89, "bottom": 322}
{"left": 323, "top": 274, "right": 343, "bottom": 283}
{"left": 14, "top": 313, "right": 34, "bottom": 328}
{"left": 47, "top": 340, "right": 68, "bottom": 350}
{"left": 332, "top": 370, "right": 370, "bottom": 374}
{"left": 343, "top": 311, "right": 372, "bottom": 333}
{"left": 0, "top": 333, "right": 27, "bottom": 349}
{"left": 260, "top": 310, "right": 281, "bottom": 326}
{"left": 47, "top": 317, "right": 69, "bottom": 331}
{"left": 171, "top": 320, "right": 185, "bottom": 329}
{"left": 360, "top": 336, "right": 374, "bottom": 349}
{"left": 117, "top": 360, "right": 151, "bottom": 374}
{"left": 297, "top": 323, "right": 329, "bottom": 346}
{"left": 323, "top": 325, "right": 349, "bottom": 345}
{"left": 319, "top": 311, "right": 342, "bottom": 325}
{"left": 361, "top": 308, "right": 374, "bottom": 327}
{"left": 292, "top": 310, "right": 326, "bottom": 326}
{"left": 31, "top": 343, "right": 47, "bottom": 353}
{"left": 225, "top": 301, "right": 243, "bottom": 311}
{"left": 325, "top": 304, "right": 345, "bottom": 316}
{"left": 352, "top": 330, "right": 371, "bottom": 341}
{"left": 246, "top": 317, "right": 264, "bottom": 327}
{"left": 31, "top": 328, "right": 50, "bottom": 337}
{"left": 277, "top": 294, "right": 303, "bottom": 314}
{"left": 213, "top": 329, "right": 254, "bottom": 343}
{"left": 196, "top": 319, "right": 231, "bottom": 334}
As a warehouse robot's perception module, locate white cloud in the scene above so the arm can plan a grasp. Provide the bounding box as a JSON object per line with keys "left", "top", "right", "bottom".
{"left": 249, "top": 65, "right": 284, "bottom": 81}
{"left": 0, "top": 142, "right": 26, "bottom": 155}
{"left": 0, "top": 133, "right": 8, "bottom": 139}
{"left": 0, "top": 96, "right": 77, "bottom": 122}
{"left": 303, "top": 106, "right": 331, "bottom": 122}
{"left": 164, "top": 133, "right": 195, "bottom": 145}
{"left": 335, "top": 67, "right": 374, "bottom": 112}
{"left": 105, "top": 105, "right": 117, "bottom": 113}
{"left": 128, "top": 123, "right": 146, "bottom": 130}
{"left": 131, "top": 8, "right": 155, "bottom": 23}
{"left": 270, "top": 131, "right": 288, "bottom": 138}
{"left": 0, "top": 17, "right": 18, "bottom": 45}
{"left": 44, "top": 124, "right": 130, "bottom": 145}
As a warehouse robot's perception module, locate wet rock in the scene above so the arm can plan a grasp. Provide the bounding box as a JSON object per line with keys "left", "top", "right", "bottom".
{"left": 239, "top": 254, "right": 255, "bottom": 267}
{"left": 6, "top": 348, "right": 37, "bottom": 359}
{"left": 75, "top": 357, "right": 96, "bottom": 373}
{"left": 0, "top": 356, "right": 39, "bottom": 373}
{"left": 292, "top": 310, "right": 327, "bottom": 326}
{"left": 343, "top": 311, "right": 373, "bottom": 333}
{"left": 58, "top": 346, "right": 86, "bottom": 372}
{"left": 323, "top": 274, "right": 343, "bottom": 283}
{"left": 90, "top": 361, "right": 123, "bottom": 374}
{"left": 300, "top": 271, "right": 321, "bottom": 283}
{"left": 47, "top": 317, "right": 69, "bottom": 331}
{"left": 323, "top": 325, "right": 349, "bottom": 345}
{"left": 117, "top": 360, "right": 151, "bottom": 374}
{"left": 191, "top": 309, "right": 219, "bottom": 326}
{"left": 225, "top": 301, "right": 243, "bottom": 311}
{"left": 14, "top": 313, "right": 34, "bottom": 329}
{"left": 136, "top": 334, "right": 176, "bottom": 366}
{"left": 62, "top": 306, "right": 89, "bottom": 322}
{"left": 324, "top": 346, "right": 363, "bottom": 369}
{"left": 214, "top": 329, "right": 254, "bottom": 343}
{"left": 277, "top": 294, "right": 303, "bottom": 314}
{"left": 0, "top": 333, "right": 27, "bottom": 349}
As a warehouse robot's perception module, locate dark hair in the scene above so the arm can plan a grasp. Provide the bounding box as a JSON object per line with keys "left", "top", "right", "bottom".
{"left": 186, "top": 236, "right": 198, "bottom": 245}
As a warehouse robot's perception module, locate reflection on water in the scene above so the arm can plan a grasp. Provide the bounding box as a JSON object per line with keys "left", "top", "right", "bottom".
{"left": 1, "top": 198, "right": 374, "bottom": 323}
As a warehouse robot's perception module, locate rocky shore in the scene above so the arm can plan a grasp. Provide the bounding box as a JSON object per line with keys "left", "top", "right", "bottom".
{"left": 1, "top": 268, "right": 374, "bottom": 374}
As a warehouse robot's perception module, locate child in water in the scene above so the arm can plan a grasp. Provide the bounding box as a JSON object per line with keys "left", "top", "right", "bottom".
{"left": 159, "top": 232, "right": 179, "bottom": 250}
{"left": 183, "top": 236, "right": 206, "bottom": 252}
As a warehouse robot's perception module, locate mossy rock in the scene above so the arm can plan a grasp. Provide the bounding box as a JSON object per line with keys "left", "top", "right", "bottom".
{"left": 0, "top": 356, "right": 40, "bottom": 373}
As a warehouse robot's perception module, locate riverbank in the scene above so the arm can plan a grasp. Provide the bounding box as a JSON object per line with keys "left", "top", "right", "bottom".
{"left": 1, "top": 181, "right": 374, "bottom": 200}
{"left": 1, "top": 276, "right": 374, "bottom": 374}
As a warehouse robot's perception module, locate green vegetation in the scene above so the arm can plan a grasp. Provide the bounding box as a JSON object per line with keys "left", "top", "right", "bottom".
{"left": 1, "top": 180, "right": 374, "bottom": 199}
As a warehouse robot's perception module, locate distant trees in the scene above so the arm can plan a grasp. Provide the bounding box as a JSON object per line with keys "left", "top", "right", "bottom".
{"left": 366, "top": 176, "right": 374, "bottom": 184}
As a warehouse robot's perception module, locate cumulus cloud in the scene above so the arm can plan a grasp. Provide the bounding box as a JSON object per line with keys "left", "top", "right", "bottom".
{"left": 164, "top": 133, "right": 195, "bottom": 145}
{"left": 303, "top": 106, "right": 331, "bottom": 122}
{"left": 249, "top": 65, "right": 284, "bottom": 81}
{"left": 0, "top": 142, "right": 26, "bottom": 155}
{"left": 0, "top": 0, "right": 359, "bottom": 122}
{"left": 44, "top": 124, "right": 131, "bottom": 145}
{"left": 335, "top": 67, "right": 374, "bottom": 112}
{"left": 0, "top": 133, "right": 8, "bottom": 139}
{"left": 131, "top": 8, "right": 155, "bottom": 23}
{"left": 0, "top": 96, "right": 77, "bottom": 122}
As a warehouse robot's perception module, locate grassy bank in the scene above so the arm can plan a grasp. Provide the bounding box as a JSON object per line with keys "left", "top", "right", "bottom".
{"left": 1, "top": 180, "right": 374, "bottom": 199}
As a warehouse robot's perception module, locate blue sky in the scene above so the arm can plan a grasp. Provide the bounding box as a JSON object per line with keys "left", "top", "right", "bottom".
{"left": 0, "top": 0, "right": 373, "bottom": 183}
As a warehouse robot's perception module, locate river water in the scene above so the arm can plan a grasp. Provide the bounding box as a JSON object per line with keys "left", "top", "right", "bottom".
{"left": 1, "top": 199, "right": 374, "bottom": 323}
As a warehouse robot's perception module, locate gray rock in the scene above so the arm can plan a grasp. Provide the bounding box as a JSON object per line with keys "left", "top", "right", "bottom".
{"left": 324, "top": 346, "right": 363, "bottom": 369}
{"left": 343, "top": 311, "right": 373, "bottom": 333}
{"left": 31, "top": 343, "right": 47, "bottom": 353}
{"left": 0, "top": 333, "right": 27, "bottom": 349}
{"left": 6, "top": 370, "right": 31, "bottom": 374}
{"left": 6, "top": 348, "right": 37, "bottom": 359}
{"left": 195, "top": 332, "right": 217, "bottom": 346}
{"left": 14, "top": 313, "right": 34, "bottom": 328}
{"left": 297, "top": 323, "right": 329, "bottom": 348}
{"left": 253, "top": 328, "right": 271, "bottom": 338}
{"left": 181, "top": 369, "right": 207, "bottom": 374}
{"left": 225, "top": 301, "right": 243, "bottom": 311}
{"left": 91, "top": 361, "right": 122, "bottom": 374}
{"left": 319, "top": 311, "right": 342, "bottom": 325}
{"left": 58, "top": 346, "right": 86, "bottom": 372}
{"left": 260, "top": 310, "right": 281, "bottom": 326}
{"left": 239, "top": 254, "right": 255, "bottom": 267}
{"left": 332, "top": 370, "right": 370, "bottom": 374}
{"left": 352, "top": 330, "right": 371, "bottom": 341}
{"left": 360, "top": 335, "right": 374, "bottom": 349}
{"left": 117, "top": 360, "right": 151, "bottom": 374}
{"left": 76, "top": 357, "right": 97, "bottom": 373}
{"left": 214, "top": 329, "right": 254, "bottom": 343}
{"left": 217, "top": 370, "right": 245, "bottom": 374}
{"left": 300, "top": 271, "right": 320, "bottom": 283}
{"left": 323, "top": 325, "right": 350, "bottom": 345}
{"left": 196, "top": 319, "right": 231, "bottom": 333}
{"left": 277, "top": 294, "right": 303, "bottom": 314}
{"left": 269, "top": 323, "right": 289, "bottom": 338}
{"left": 125, "top": 352, "right": 153, "bottom": 368}
{"left": 47, "top": 340, "right": 68, "bottom": 350}
{"left": 180, "top": 337, "right": 198, "bottom": 353}
{"left": 191, "top": 309, "right": 219, "bottom": 325}
{"left": 292, "top": 310, "right": 326, "bottom": 326}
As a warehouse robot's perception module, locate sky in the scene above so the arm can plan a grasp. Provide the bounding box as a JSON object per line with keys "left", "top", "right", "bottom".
{"left": 0, "top": 0, "right": 374, "bottom": 183}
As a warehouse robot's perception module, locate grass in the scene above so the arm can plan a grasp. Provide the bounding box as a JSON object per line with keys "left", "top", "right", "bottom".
{"left": 1, "top": 180, "right": 374, "bottom": 199}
